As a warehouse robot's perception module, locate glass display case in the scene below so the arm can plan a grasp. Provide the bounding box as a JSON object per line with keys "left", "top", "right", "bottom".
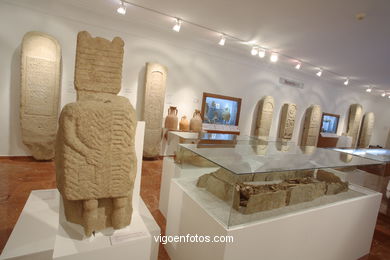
{"left": 173, "top": 140, "right": 385, "bottom": 228}
{"left": 332, "top": 148, "right": 390, "bottom": 215}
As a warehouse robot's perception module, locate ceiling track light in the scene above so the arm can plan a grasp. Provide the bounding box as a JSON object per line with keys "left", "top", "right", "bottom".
{"left": 344, "top": 78, "right": 349, "bottom": 86}
{"left": 117, "top": 1, "right": 126, "bottom": 15}
{"left": 258, "top": 48, "right": 266, "bottom": 58}
{"left": 172, "top": 18, "right": 182, "bottom": 32}
{"left": 381, "top": 92, "right": 386, "bottom": 97}
{"left": 366, "top": 86, "right": 372, "bottom": 93}
{"left": 316, "top": 69, "right": 323, "bottom": 77}
{"left": 270, "top": 52, "right": 278, "bottom": 63}
{"left": 218, "top": 34, "right": 226, "bottom": 46}
{"left": 388, "top": 95, "right": 390, "bottom": 99}
{"left": 295, "top": 62, "right": 301, "bottom": 70}
{"left": 251, "top": 46, "right": 258, "bottom": 56}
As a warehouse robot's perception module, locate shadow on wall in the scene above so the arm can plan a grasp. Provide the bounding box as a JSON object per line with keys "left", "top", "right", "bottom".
{"left": 250, "top": 100, "right": 261, "bottom": 136}
{"left": 136, "top": 65, "right": 146, "bottom": 121}
{"left": 9, "top": 45, "right": 29, "bottom": 155}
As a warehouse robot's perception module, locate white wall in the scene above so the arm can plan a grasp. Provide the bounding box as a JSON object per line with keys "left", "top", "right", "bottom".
{"left": 1, "top": 0, "right": 389, "bottom": 156}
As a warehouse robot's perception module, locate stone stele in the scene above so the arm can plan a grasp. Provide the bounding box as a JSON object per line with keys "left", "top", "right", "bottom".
{"left": 347, "top": 104, "right": 363, "bottom": 147}
{"left": 143, "top": 62, "right": 167, "bottom": 158}
{"left": 254, "top": 96, "right": 274, "bottom": 138}
{"left": 56, "top": 31, "right": 137, "bottom": 237}
{"left": 278, "top": 103, "right": 297, "bottom": 140}
{"left": 357, "top": 112, "right": 375, "bottom": 148}
{"left": 301, "top": 104, "right": 322, "bottom": 146}
{"left": 20, "top": 31, "right": 61, "bottom": 160}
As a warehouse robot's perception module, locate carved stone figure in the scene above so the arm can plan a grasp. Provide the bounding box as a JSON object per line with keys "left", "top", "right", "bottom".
{"left": 164, "top": 106, "right": 178, "bottom": 130}
{"left": 179, "top": 115, "right": 190, "bottom": 131}
{"left": 358, "top": 112, "right": 375, "bottom": 148}
{"left": 56, "top": 31, "right": 137, "bottom": 237}
{"left": 190, "top": 109, "right": 203, "bottom": 132}
{"left": 20, "top": 31, "right": 61, "bottom": 160}
{"left": 254, "top": 96, "right": 274, "bottom": 138}
{"left": 143, "top": 63, "right": 167, "bottom": 158}
{"left": 301, "top": 105, "right": 322, "bottom": 146}
{"left": 347, "top": 104, "right": 363, "bottom": 147}
{"left": 222, "top": 107, "right": 231, "bottom": 123}
{"left": 279, "top": 103, "right": 297, "bottom": 140}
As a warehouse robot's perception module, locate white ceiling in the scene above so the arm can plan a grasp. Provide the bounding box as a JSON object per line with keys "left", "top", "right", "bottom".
{"left": 61, "top": 0, "right": 390, "bottom": 91}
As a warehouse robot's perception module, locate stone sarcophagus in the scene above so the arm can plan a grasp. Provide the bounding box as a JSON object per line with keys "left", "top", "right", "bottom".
{"left": 20, "top": 31, "right": 61, "bottom": 160}
{"left": 197, "top": 168, "right": 348, "bottom": 214}
{"left": 143, "top": 62, "right": 167, "bottom": 158}
{"left": 254, "top": 96, "right": 274, "bottom": 138}
{"left": 358, "top": 112, "right": 375, "bottom": 148}
{"left": 347, "top": 104, "right": 363, "bottom": 147}
{"left": 56, "top": 31, "right": 137, "bottom": 237}
{"left": 301, "top": 105, "right": 322, "bottom": 146}
{"left": 278, "top": 103, "right": 297, "bottom": 140}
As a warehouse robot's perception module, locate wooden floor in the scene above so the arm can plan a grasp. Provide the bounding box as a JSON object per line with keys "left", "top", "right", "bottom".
{"left": 0, "top": 157, "right": 389, "bottom": 259}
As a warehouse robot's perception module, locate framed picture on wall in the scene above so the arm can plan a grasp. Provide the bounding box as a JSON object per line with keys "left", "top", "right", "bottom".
{"left": 200, "top": 92, "right": 242, "bottom": 126}
{"left": 320, "top": 113, "right": 340, "bottom": 134}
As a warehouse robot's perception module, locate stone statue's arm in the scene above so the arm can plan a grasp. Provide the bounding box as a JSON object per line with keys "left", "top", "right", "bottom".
{"left": 63, "top": 114, "right": 91, "bottom": 159}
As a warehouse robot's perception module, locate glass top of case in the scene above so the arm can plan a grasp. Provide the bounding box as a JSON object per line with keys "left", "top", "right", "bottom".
{"left": 179, "top": 141, "right": 383, "bottom": 175}
{"left": 331, "top": 148, "right": 390, "bottom": 162}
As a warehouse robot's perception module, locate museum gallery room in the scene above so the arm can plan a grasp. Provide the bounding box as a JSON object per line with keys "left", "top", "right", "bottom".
{"left": 1, "top": 0, "right": 390, "bottom": 259}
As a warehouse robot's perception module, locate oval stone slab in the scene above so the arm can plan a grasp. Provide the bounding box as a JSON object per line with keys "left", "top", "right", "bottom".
{"left": 20, "top": 31, "right": 61, "bottom": 160}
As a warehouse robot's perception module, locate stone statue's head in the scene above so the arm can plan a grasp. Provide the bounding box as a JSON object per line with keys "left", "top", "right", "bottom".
{"left": 74, "top": 31, "right": 124, "bottom": 95}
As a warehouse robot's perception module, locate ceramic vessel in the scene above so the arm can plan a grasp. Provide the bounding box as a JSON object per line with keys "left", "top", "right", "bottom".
{"left": 179, "top": 115, "right": 190, "bottom": 131}
{"left": 190, "top": 109, "right": 202, "bottom": 132}
{"left": 165, "top": 106, "right": 178, "bottom": 130}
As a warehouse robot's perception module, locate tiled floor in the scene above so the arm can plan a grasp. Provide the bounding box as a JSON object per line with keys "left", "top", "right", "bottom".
{"left": 0, "top": 156, "right": 389, "bottom": 259}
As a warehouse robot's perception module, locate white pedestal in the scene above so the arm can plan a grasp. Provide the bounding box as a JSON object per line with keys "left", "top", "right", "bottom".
{"left": 165, "top": 177, "right": 382, "bottom": 260}
{"left": 1, "top": 122, "right": 160, "bottom": 260}
{"left": 158, "top": 158, "right": 219, "bottom": 218}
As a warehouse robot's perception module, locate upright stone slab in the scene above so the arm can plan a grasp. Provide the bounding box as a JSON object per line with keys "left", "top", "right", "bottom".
{"left": 358, "top": 112, "right": 375, "bottom": 148}
{"left": 20, "top": 31, "right": 61, "bottom": 160}
{"left": 278, "top": 103, "right": 297, "bottom": 140}
{"left": 254, "top": 96, "right": 274, "bottom": 138}
{"left": 56, "top": 31, "right": 137, "bottom": 237}
{"left": 143, "top": 62, "right": 167, "bottom": 158}
{"left": 347, "top": 104, "right": 363, "bottom": 147}
{"left": 301, "top": 105, "right": 322, "bottom": 146}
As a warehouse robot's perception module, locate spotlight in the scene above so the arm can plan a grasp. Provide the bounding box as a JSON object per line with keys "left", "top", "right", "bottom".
{"left": 344, "top": 78, "right": 349, "bottom": 86}
{"left": 251, "top": 46, "right": 258, "bottom": 56}
{"left": 382, "top": 92, "right": 386, "bottom": 97}
{"left": 117, "top": 1, "right": 126, "bottom": 15}
{"left": 258, "top": 48, "right": 266, "bottom": 58}
{"left": 270, "top": 52, "right": 278, "bottom": 63}
{"left": 172, "top": 18, "right": 182, "bottom": 32}
{"left": 295, "top": 62, "right": 301, "bottom": 70}
{"left": 218, "top": 35, "right": 226, "bottom": 46}
{"left": 366, "top": 87, "right": 372, "bottom": 93}
{"left": 316, "top": 69, "right": 322, "bottom": 77}
{"left": 388, "top": 95, "right": 390, "bottom": 99}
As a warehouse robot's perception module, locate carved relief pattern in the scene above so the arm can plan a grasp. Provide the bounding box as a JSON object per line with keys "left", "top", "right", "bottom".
{"left": 25, "top": 57, "right": 56, "bottom": 116}
{"left": 20, "top": 31, "right": 61, "bottom": 160}
{"left": 255, "top": 96, "right": 274, "bottom": 137}
{"left": 301, "top": 105, "right": 322, "bottom": 146}
{"left": 143, "top": 63, "right": 167, "bottom": 158}
{"left": 279, "top": 103, "right": 297, "bottom": 140}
